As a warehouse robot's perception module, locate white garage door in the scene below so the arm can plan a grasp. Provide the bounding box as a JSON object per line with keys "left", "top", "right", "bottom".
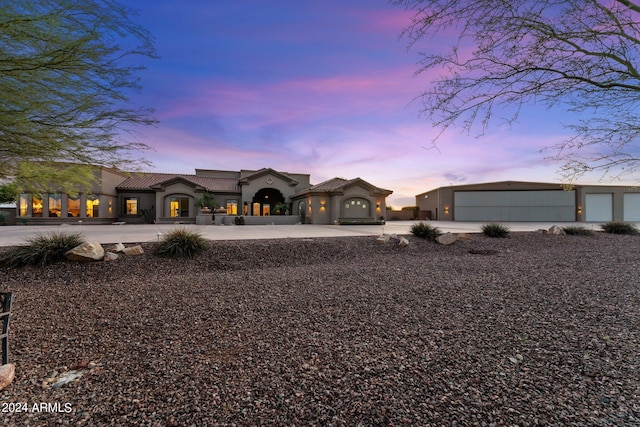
{"left": 454, "top": 190, "right": 575, "bottom": 221}
{"left": 585, "top": 193, "right": 612, "bottom": 222}
{"left": 623, "top": 193, "right": 640, "bottom": 221}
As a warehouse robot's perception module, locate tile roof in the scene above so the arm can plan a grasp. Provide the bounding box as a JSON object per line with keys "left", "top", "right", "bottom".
{"left": 302, "top": 177, "right": 392, "bottom": 195}
{"left": 116, "top": 173, "right": 240, "bottom": 192}
{"left": 308, "top": 177, "right": 354, "bottom": 192}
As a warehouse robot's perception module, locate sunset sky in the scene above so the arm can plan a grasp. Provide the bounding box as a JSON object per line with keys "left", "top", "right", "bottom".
{"left": 129, "top": 0, "right": 608, "bottom": 207}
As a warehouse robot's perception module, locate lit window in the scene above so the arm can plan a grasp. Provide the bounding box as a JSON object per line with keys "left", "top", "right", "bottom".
{"left": 67, "top": 196, "right": 80, "bottom": 217}
{"left": 124, "top": 197, "right": 138, "bottom": 215}
{"left": 170, "top": 197, "right": 189, "bottom": 217}
{"left": 32, "top": 196, "right": 43, "bottom": 217}
{"left": 226, "top": 200, "right": 238, "bottom": 215}
{"left": 68, "top": 196, "right": 80, "bottom": 218}
{"left": 19, "top": 194, "right": 28, "bottom": 217}
{"left": 87, "top": 196, "right": 99, "bottom": 218}
{"left": 48, "top": 194, "right": 61, "bottom": 217}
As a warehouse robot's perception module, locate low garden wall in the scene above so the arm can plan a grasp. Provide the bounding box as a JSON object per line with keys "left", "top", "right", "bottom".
{"left": 215, "top": 215, "right": 299, "bottom": 226}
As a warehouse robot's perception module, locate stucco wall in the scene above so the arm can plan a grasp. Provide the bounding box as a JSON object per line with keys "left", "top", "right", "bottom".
{"left": 241, "top": 173, "right": 298, "bottom": 204}
{"left": 0, "top": 207, "right": 17, "bottom": 225}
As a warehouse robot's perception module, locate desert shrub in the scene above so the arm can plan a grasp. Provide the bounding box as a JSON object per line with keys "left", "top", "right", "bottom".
{"left": 2, "top": 232, "right": 85, "bottom": 267}
{"left": 600, "top": 221, "right": 639, "bottom": 235}
{"left": 156, "top": 228, "right": 208, "bottom": 258}
{"left": 481, "top": 223, "right": 510, "bottom": 238}
{"left": 410, "top": 222, "right": 441, "bottom": 241}
{"left": 562, "top": 225, "right": 594, "bottom": 236}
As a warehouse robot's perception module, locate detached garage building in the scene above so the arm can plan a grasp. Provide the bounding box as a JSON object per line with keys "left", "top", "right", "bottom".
{"left": 416, "top": 181, "right": 640, "bottom": 222}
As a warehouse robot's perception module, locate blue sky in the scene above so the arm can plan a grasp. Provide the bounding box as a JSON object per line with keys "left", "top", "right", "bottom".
{"left": 128, "top": 0, "right": 601, "bottom": 207}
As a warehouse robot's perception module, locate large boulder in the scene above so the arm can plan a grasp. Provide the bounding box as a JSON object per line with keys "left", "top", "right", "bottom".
{"left": 436, "top": 232, "right": 457, "bottom": 245}
{"left": 122, "top": 245, "right": 144, "bottom": 256}
{"left": 65, "top": 242, "right": 104, "bottom": 262}
{"left": 0, "top": 364, "right": 15, "bottom": 390}
{"left": 548, "top": 225, "right": 566, "bottom": 235}
{"left": 398, "top": 237, "right": 410, "bottom": 247}
{"left": 110, "top": 243, "right": 126, "bottom": 253}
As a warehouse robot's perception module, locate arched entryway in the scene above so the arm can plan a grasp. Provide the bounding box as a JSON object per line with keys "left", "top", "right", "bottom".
{"left": 252, "top": 188, "right": 284, "bottom": 216}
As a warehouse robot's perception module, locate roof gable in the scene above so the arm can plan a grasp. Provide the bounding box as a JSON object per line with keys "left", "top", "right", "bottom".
{"left": 239, "top": 168, "right": 300, "bottom": 187}
{"left": 116, "top": 173, "right": 240, "bottom": 192}
{"left": 294, "top": 177, "right": 392, "bottom": 197}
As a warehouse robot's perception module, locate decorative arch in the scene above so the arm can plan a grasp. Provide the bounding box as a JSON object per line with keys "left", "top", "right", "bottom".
{"left": 252, "top": 188, "right": 284, "bottom": 216}
{"left": 341, "top": 197, "right": 371, "bottom": 219}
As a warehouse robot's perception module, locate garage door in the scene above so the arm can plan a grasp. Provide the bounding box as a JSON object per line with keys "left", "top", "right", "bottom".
{"left": 585, "top": 194, "right": 612, "bottom": 222}
{"left": 623, "top": 193, "right": 640, "bottom": 221}
{"left": 454, "top": 190, "right": 575, "bottom": 221}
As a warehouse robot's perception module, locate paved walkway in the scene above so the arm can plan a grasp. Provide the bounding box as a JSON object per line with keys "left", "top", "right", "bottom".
{"left": 0, "top": 221, "right": 604, "bottom": 247}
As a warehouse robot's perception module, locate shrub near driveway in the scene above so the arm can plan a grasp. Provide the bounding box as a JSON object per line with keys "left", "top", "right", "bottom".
{"left": 155, "top": 228, "right": 208, "bottom": 258}
{"left": 1, "top": 232, "right": 85, "bottom": 267}
{"left": 410, "top": 221, "right": 441, "bottom": 242}
{"left": 562, "top": 225, "right": 594, "bottom": 236}
{"left": 601, "top": 221, "right": 639, "bottom": 235}
{"left": 481, "top": 223, "right": 510, "bottom": 238}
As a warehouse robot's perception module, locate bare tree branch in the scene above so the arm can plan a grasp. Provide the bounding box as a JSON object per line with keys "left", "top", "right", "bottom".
{"left": 395, "top": 0, "right": 640, "bottom": 181}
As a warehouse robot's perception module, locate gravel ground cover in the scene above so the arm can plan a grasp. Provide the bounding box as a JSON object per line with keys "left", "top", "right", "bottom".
{"left": 0, "top": 232, "right": 639, "bottom": 426}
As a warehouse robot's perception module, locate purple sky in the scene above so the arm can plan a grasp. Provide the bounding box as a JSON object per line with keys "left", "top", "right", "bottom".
{"left": 129, "top": 0, "right": 588, "bottom": 207}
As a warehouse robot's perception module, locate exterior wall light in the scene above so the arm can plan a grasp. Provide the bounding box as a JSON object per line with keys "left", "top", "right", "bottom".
{"left": 577, "top": 206, "right": 582, "bottom": 215}
{"left": 444, "top": 206, "right": 449, "bottom": 215}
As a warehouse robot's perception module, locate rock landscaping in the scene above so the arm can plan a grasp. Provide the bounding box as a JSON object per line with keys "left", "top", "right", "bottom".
{"left": 0, "top": 232, "right": 639, "bottom": 426}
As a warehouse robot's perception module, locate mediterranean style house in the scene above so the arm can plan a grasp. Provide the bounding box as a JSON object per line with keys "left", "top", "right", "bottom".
{"left": 17, "top": 167, "right": 392, "bottom": 225}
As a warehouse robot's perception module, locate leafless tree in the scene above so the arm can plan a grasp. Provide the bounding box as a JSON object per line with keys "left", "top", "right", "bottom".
{"left": 395, "top": 0, "right": 640, "bottom": 181}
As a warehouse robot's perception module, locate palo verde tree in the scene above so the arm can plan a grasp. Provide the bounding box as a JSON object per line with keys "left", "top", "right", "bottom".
{"left": 0, "top": 0, "right": 156, "bottom": 193}
{"left": 395, "top": 0, "right": 640, "bottom": 181}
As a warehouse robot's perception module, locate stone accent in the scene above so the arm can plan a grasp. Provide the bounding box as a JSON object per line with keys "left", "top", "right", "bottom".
{"left": 548, "top": 225, "right": 566, "bottom": 235}
{"left": 104, "top": 252, "right": 119, "bottom": 262}
{"left": 0, "top": 364, "right": 15, "bottom": 391}
{"left": 398, "top": 237, "right": 410, "bottom": 247}
{"left": 121, "top": 245, "right": 144, "bottom": 256}
{"left": 436, "top": 232, "right": 457, "bottom": 245}
{"left": 111, "top": 243, "right": 126, "bottom": 253}
{"left": 376, "top": 234, "right": 391, "bottom": 244}
{"left": 65, "top": 242, "right": 104, "bottom": 262}
{"left": 457, "top": 233, "right": 472, "bottom": 240}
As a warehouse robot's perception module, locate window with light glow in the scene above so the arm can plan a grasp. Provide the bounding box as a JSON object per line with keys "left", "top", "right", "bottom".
{"left": 68, "top": 196, "right": 80, "bottom": 217}
{"left": 124, "top": 197, "right": 138, "bottom": 215}
{"left": 32, "top": 196, "right": 43, "bottom": 217}
{"left": 19, "top": 194, "right": 28, "bottom": 217}
{"left": 87, "top": 196, "right": 99, "bottom": 218}
{"left": 170, "top": 197, "right": 189, "bottom": 217}
{"left": 48, "top": 194, "right": 61, "bottom": 217}
{"left": 226, "top": 200, "right": 238, "bottom": 215}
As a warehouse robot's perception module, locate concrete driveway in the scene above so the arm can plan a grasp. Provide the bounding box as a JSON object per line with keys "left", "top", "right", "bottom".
{"left": 0, "top": 221, "right": 606, "bottom": 247}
